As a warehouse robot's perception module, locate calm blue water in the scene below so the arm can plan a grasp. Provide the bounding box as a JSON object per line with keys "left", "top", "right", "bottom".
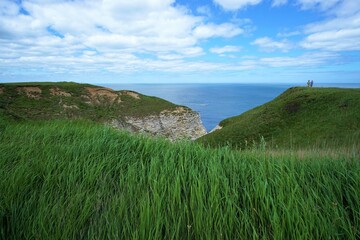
{"left": 101, "top": 83, "right": 359, "bottom": 132}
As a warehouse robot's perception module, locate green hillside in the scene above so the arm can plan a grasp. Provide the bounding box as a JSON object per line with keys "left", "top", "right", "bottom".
{"left": 0, "top": 82, "right": 178, "bottom": 122}
{"left": 1, "top": 120, "right": 359, "bottom": 239}
{"left": 198, "top": 87, "right": 360, "bottom": 149}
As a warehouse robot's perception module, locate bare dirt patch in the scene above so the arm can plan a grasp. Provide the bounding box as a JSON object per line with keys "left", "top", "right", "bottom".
{"left": 50, "top": 87, "right": 71, "bottom": 97}
{"left": 0, "top": 87, "right": 4, "bottom": 94}
{"left": 160, "top": 106, "right": 188, "bottom": 116}
{"left": 17, "top": 87, "right": 42, "bottom": 99}
{"left": 175, "top": 106, "right": 187, "bottom": 112}
{"left": 85, "top": 87, "right": 121, "bottom": 104}
{"left": 121, "top": 90, "right": 140, "bottom": 99}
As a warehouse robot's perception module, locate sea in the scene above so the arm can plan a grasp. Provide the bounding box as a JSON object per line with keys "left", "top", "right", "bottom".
{"left": 101, "top": 83, "right": 360, "bottom": 132}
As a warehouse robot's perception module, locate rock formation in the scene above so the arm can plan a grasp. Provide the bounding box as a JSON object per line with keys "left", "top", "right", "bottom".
{"left": 0, "top": 82, "right": 207, "bottom": 140}
{"left": 111, "top": 107, "right": 206, "bottom": 140}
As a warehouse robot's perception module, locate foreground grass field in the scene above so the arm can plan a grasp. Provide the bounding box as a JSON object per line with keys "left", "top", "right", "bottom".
{"left": 1, "top": 121, "right": 359, "bottom": 239}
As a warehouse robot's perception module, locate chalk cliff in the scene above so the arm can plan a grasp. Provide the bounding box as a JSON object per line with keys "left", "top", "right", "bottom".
{"left": 111, "top": 107, "right": 206, "bottom": 140}
{"left": 0, "top": 82, "right": 206, "bottom": 140}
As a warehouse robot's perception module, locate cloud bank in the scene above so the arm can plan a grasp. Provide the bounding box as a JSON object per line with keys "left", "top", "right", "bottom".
{"left": 0, "top": 0, "right": 359, "bottom": 83}
{"left": 0, "top": 0, "right": 245, "bottom": 74}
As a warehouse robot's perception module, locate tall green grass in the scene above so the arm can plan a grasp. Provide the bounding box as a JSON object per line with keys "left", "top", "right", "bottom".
{"left": 1, "top": 121, "right": 359, "bottom": 239}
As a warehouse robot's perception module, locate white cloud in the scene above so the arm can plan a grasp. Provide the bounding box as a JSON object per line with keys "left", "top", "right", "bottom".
{"left": 301, "top": 28, "right": 360, "bottom": 51}
{"left": 259, "top": 52, "right": 339, "bottom": 67}
{"left": 0, "top": 0, "right": 248, "bottom": 75}
{"left": 0, "top": 0, "right": 357, "bottom": 80}
{"left": 210, "top": 45, "right": 242, "bottom": 54}
{"left": 156, "top": 54, "right": 186, "bottom": 60}
{"left": 212, "top": 0, "right": 286, "bottom": 10}
{"left": 334, "top": 0, "right": 360, "bottom": 17}
{"left": 0, "top": 41, "right": 344, "bottom": 75}
{"left": 157, "top": 47, "right": 204, "bottom": 60}
{"left": 197, "top": 5, "right": 212, "bottom": 17}
{"left": 277, "top": 31, "right": 301, "bottom": 38}
{"left": 193, "top": 23, "right": 244, "bottom": 39}
{"left": 300, "top": 0, "right": 360, "bottom": 51}
{"left": 0, "top": 0, "right": 19, "bottom": 16}
{"left": 272, "top": 0, "right": 288, "bottom": 7}
{"left": 213, "top": 0, "right": 262, "bottom": 11}
{"left": 252, "top": 37, "right": 292, "bottom": 52}
{"left": 296, "top": 0, "right": 342, "bottom": 11}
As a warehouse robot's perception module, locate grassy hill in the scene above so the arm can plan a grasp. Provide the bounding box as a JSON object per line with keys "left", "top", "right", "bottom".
{"left": 1, "top": 120, "right": 359, "bottom": 239}
{"left": 0, "top": 82, "right": 179, "bottom": 122}
{"left": 198, "top": 87, "right": 360, "bottom": 150}
{"left": 1, "top": 84, "right": 359, "bottom": 238}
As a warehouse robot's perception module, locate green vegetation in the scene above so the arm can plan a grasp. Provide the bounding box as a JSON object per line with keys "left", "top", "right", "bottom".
{"left": 1, "top": 81, "right": 95, "bottom": 87}
{"left": 1, "top": 120, "right": 359, "bottom": 239}
{"left": 1, "top": 84, "right": 359, "bottom": 239}
{"left": 198, "top": 87, "right": 360, "bottom": 150}
{"left": 0, "top": 82, "right": 179, "bottom": 122}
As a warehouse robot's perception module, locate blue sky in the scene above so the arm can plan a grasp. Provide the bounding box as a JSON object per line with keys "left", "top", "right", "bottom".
{"left": 0, "top": 0, "right": 359, "bottom": 84}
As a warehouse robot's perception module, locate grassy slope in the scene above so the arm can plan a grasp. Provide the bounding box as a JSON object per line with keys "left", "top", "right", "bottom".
{"left": 198, "top": 87, "right": 360, "bottom": 149}
{"left": 1, "top": 121, "right": 359, "bottom": 239}
{"left": 0, "top": 82, "right": 178, "bottom": 122}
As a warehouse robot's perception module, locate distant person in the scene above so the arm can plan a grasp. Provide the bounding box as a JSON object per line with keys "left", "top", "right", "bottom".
{"left": 307, "top": 80, "right": 311, "bottom": 87}
{"left": 310, "top": 80, "right": 314, "bottom": 87}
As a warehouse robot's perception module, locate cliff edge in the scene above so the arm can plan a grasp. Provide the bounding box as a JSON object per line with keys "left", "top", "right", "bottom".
{"left": 198, "top": 87, "right": 360, "bottom": 149}
{"left": 0, "top": 82, "right": 206, "bottom": 140}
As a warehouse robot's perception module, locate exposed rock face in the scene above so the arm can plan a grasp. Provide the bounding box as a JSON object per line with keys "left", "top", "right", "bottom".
{"left": 110, "top": 107, "right": 207, "bottom": 140}
{"left": 120, "top": 90, "right": 140, "bottom": 99}
{"left": 209, "top": 125, "right": 222, "bottom": 133}
{"left": 50, "top": 87, "right": 71, "bottom": 97}
{"left": 1, "top": 83, "right": 207, "bottom": 141}
{"left": 85, "top": 87, "right": 122, "bottom": 104}
{"left": 16, "top": 87, "right": 42, "bottom": 99}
